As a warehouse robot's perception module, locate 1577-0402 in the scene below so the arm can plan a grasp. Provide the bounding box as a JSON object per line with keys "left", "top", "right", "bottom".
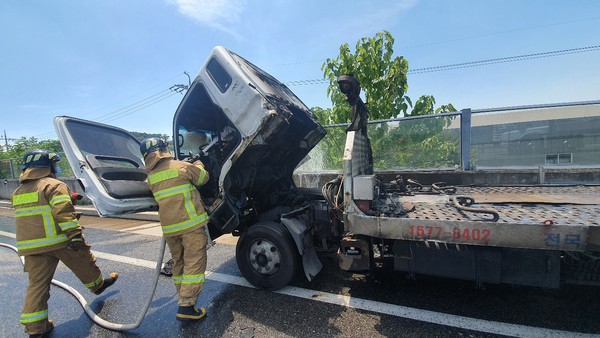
{"left": 408, "top": 225, "right": 491, "bottom": 242}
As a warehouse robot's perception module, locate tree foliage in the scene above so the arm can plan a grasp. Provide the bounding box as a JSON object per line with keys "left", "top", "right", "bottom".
{"left": 130, "top": 131, "right": 170, "bottom": 143}
{"left": 0, "top": 131, "right": 168, "bottom": 179}
{"left": 0, "top": 137, "right": 63, "bottom": 160}
{"left": 321, "top": 30, "right": 409, "bottom": 123}
{"left": 0, "top": 137, "right": 66, "bottom": 179}
{"left": 308, "top": 30, "right": 459, "bottom": 170}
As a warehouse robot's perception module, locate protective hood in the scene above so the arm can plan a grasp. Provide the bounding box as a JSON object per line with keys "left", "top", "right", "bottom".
{"left": 143, "top": 149, "right": 174, "bottom": 172}
{"left": 19, "top": 167, "right": 52, "bottom": 183}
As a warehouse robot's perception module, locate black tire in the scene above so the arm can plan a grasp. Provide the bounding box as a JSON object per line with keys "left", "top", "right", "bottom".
{"left": 236, "top": 221, "right": 299, "bottom": 290}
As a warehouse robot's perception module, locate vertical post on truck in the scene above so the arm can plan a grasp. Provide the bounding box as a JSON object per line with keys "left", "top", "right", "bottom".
{"left": 460, "top": 108, "right": 472, "bottom": 170}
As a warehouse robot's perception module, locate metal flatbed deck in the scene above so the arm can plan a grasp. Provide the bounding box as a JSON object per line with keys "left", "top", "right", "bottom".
{"left": 346, "top": 185, "right": 600, "bottom": 252}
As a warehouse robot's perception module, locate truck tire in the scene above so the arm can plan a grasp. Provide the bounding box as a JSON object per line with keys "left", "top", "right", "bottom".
{"left": 236, "top": 221, "right": 299, "bottom": 290}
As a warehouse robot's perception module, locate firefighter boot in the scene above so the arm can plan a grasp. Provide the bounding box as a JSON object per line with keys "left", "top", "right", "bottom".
{"left": 28, "top": 320, "right": 53, "bottom": 338}
{"left": 176, "top": 306, "right": 207, "bottom": 321}
{"left": 94, "top": 272, "right": 119, "bottom": 295}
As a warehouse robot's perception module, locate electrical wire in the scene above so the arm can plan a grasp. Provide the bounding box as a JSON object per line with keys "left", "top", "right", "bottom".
{"left": 93, "top": 89, "right": 174, "bottom": 123}
{"left": 284, "top": 44, "right": 600, "bottom": 86}
{"left": 409, "top": 45, "right": 600, "bottom": 74}
{"left": 17, "top": 42, "right": 600, "bottom": 140}
{"left": 30, "top": 73, "right": 188, "bottom": 139}
{"left": 98, "top": 91, "right": 179, "bottom": 124}
{"left": 82, "top": 73, "right": 188, "bottom": 118}
{"left": 264, "top": 17, "right": 600, "bottom": 66}
{"left": 400, "top": 17, "right": 600, "bottom": 49}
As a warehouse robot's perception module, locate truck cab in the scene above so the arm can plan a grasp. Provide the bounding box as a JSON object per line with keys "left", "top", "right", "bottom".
{"left": 55, "top": 46, "right": 328, "bottom": 289}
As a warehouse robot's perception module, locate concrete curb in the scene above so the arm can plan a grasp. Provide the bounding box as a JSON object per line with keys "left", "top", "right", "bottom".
{"left": 0, "top": 200, "right": 159, "bottom": 222}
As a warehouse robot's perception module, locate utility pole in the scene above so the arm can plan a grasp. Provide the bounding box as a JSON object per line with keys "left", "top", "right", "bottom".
{"left": 184, "top": 71, "right": 191, "bottom": 86}
{"left": 169, "top": 71, "right": 192, "bottom": 95}
{"left": 2, "top": 130, "right": 16, "bottom": 179}
{"left": 1, "top": 130, "right": 17, "bottom": 152}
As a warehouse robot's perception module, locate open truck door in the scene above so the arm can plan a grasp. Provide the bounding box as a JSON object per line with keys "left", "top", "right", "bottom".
{"left": 53, "top": 116, "right": 157, "bottom": 216}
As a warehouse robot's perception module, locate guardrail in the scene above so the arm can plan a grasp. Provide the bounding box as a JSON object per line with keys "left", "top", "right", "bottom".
{"left": 2, "top": 100, "right": 600, "bottom": 179}
{"left": 299, "top": 100, "right": 600, "bottom": 172}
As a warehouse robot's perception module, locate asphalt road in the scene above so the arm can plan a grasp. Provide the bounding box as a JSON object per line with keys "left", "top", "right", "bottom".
{"left": 1, "top": 206, "right": 599, "bottom": 338}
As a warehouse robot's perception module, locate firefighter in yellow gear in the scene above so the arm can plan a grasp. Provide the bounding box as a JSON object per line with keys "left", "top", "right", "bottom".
{"left": 12, "top": 150, "right": 118, "bottom": 338}
{"left": 140, "top": 137, "right": 209, "bottom": 321}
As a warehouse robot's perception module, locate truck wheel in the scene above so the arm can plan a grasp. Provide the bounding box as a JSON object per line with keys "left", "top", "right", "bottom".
{"left": 236, "top": 221, "right": 299, "bottom": 290}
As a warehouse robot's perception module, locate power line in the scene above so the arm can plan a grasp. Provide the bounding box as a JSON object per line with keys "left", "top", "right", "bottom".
{"left": 100, "top": 91, "right": 179, "bottom": 124}
{"left": 409, "top": 45, "right": 600, "bottom": 74}
{"left": 93, "top": 89, "right": 174, "bottom": 122}
{"left": 81, "top": 72, "right": 188, "bottom": 117}
{"left": 19, "top": 42, "right": 600, "bottom": 139}
{"left": 30, "top": 89, "right": 180, "bottom": 139}
{"left": 400, "top": 17, "right": 600, "bottom": 49}
{"left": 30, "top": 74, "right": 190, "bottom": 139}
{"left": 264, "top": 17, "right": 600, "bottom": 67}
{"left": 284, "top": 44, "right": 600, "bottom": 86}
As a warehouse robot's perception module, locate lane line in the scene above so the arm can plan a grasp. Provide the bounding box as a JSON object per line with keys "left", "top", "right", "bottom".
{"left": 117, "top": 222, "right": 162, "bottom": 232}
{"left": 1, "top": 231, "right": 595, "bottom": 337}
{"left": 0, "top": 230, "right": 15, "bottom": 238}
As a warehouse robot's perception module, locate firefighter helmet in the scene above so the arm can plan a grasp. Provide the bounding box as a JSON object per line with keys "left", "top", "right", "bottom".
{"left": 22, "top": 149, "right": 61, "bottom": 169}
{"left": 140, "top": 138, "right": 168, "bottom": 158}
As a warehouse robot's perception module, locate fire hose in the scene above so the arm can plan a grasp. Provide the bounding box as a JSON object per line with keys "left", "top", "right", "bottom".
{"left": 0, "top": 237, "right": 166, "bottom": 331}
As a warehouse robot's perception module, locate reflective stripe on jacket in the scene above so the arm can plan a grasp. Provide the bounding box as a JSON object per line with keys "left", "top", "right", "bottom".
{"left": 145, "top": 151, "right": 209, "bottom": 237}
{"left": 11, "top": 168, "right": 82, "bottom": 256}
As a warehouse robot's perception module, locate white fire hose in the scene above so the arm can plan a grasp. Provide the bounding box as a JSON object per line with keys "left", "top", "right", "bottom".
{"left": 0, "top": 237, "right": 166, "bottom": 331}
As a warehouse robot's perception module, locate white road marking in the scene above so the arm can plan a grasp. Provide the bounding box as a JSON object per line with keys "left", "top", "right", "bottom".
{"left": 117, "top": 222, "right": 163, "bottom": 237}
{"left": 0, "top": 230, "right": 595, "bottom": 337}
{"left": 119, "top": 222, "right": 162, "bottom": 231}
{"left": 0, "top": 230, "right": 15, "bottom": 238}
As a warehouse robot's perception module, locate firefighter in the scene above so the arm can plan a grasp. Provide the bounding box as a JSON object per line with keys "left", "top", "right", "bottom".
{"left": 140, "top": 137, "right": 209, "bottom": 321}
{"left": 11, "top": 149, "right": 118, "bottom": 337}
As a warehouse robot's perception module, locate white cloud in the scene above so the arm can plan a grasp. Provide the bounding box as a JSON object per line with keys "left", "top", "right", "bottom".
{"left": 167, "top": 0, "right": 247, "bottom": 37}
{"left": 342, "top": 0, "right": 420, "bottom": 35}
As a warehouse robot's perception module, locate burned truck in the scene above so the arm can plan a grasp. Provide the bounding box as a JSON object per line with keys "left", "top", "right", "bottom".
{"left": 55, "top": 46, "right": 600, "bottom": 290}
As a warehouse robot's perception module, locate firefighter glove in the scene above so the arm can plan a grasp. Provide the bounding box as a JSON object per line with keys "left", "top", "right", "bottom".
{"left": 67, "top": 235, "right": 86, "bottom": 251}
{"left": 184, "top": 153, "right": 201, "bottom": 163}
{"left": 71, "top": 191, "right": 84, "bottom": 204}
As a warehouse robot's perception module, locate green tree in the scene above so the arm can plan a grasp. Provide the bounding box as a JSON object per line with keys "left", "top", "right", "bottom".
{"left": 311, "top": 30, "right": 458, "bottom": 170}
{"left": 130, "top": 131, "right": 170, "bottom": 143}
{"left": 0, "top": 137, "right": 63, "bottom": 160}
{"left": 321, "top": 30, "right": 410, "bottom": 123}
{"left": 0, "top": 137, "right": 67, "bottom": 179}
{"left": 0, "top": 131, "right": 168, "bottom": 179}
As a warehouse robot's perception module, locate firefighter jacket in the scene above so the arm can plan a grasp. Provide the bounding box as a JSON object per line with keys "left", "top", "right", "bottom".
{"left": 144, "top": 150, "right": 209, "bottom": 237}
{"left": 11, "top": 167, "right": 82, "bottom": 256}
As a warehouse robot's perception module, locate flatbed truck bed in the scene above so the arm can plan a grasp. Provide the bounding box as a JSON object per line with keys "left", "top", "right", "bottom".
{"left": 364, "top": 185, "right": 600, "bottom": 249}
{"left": 338, "top": 126, "right": 600, "bottom": 288}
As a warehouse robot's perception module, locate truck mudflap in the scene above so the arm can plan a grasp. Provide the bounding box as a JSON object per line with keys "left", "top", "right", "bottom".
{"left": 281, "top": 206, "right": 323, "bottom": 281}
{"left": 339, "top": 237, "right": 371, "bottom": 271}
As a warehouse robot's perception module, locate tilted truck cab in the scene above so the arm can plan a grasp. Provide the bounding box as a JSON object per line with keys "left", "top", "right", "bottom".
{"left": 55, "top": 46, "right": 329, "bottom": 289}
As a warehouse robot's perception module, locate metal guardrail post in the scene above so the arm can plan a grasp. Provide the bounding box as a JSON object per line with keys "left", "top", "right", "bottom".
{"left": 538, "top": 166, "right": 545, "bottom": 184}
{"left": 10, "top": 159, "right": 15, "bottom": 179}
{"left": 460, "top": 108, "right": 472, "bottom": 170}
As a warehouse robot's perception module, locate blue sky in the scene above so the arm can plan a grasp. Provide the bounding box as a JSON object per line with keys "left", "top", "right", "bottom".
{"left": 1, "top": 0, "right": 599, "bottom": 141}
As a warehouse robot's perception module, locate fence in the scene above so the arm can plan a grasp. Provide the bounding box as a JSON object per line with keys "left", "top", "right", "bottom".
{"left": 2, "top": 101, "right": 600, "bottom": 179}
{"left": 0, "top": 152, "right": 73, "bottom": 180}
{"left": 297, "top": 100, "right": 600, "bottom": 172}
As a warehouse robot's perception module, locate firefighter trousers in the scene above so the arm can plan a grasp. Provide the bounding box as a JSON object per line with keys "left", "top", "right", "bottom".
{"left": 21, "top": 246, "right": 103, "bottom": 335}
{"left": 165, "top": 227, "right": 208, "bottom": 307}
